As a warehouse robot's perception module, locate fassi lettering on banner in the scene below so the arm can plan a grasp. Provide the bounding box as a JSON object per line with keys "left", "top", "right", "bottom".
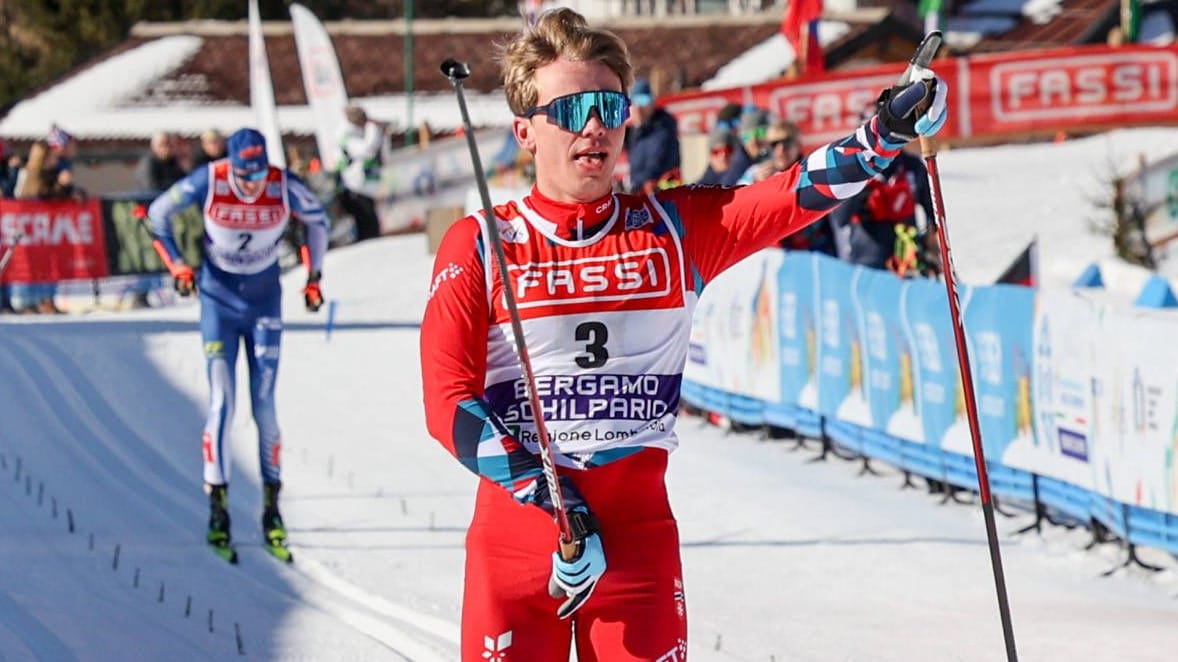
{"left": 993, "top": 52, "right": 1177, "bottom": 120}
{"left": 0, "top": 209, "right": 96, "bottom": 246}
{"left": 767, "top": 74, "right": 895, "bottom": 139}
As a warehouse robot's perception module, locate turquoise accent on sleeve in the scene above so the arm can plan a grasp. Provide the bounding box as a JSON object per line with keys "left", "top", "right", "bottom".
{"left": 657, "top": 197, "right": 704, "bottom": 292}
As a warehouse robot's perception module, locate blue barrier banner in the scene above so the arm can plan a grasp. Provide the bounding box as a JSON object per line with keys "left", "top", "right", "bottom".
{"left": 815, "top": 254, "right": 856, "bottom": 418}
{"left": 776, "top": 252, "right": 818, "bottom": 409}
{"left": 853, "top": 267, "right": 909, "bottom": 432}
{"left": 955, "top": 284, "right": 1036, "bottom": 462}
{"left": 901, "top": 278, "right": 961, "bottom": 448}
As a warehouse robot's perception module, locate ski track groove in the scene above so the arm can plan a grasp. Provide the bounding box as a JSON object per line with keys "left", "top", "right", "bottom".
{"left": 1, "top": 332, "right": 459, "bottom": 660}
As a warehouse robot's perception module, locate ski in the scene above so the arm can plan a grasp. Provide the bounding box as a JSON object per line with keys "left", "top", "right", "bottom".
{"left": 264, "top": 540, "right": 293, "bottom": 564}
{"left": 210, "top": 542, "right": 239, "bottom": 564}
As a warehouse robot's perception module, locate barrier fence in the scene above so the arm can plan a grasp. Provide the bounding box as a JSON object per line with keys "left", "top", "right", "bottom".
{"left": 683, "top": 250, "right": 1178, "bottom": 557}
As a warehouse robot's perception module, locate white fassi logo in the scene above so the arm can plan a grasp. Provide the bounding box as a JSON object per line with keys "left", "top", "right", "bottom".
{"left": 482, "top": 630, "right": 512, "bottom": 661}
{"left": 992, "top": 52, "right": 1178, "bottom": 121}
{"left": 508, "top": 248, "right": 673, "bottom": 308}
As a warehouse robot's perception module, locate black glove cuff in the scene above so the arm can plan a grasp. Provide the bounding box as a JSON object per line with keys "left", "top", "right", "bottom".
{"left": 567, "top": 508, "right": 599, "bottom": 540}
{"left": 306, "top": 270, "right": 322, "bottom": 285}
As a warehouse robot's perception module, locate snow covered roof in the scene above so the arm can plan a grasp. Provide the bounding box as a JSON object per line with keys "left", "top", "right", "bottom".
{"left": 0, "top": 16, "right": 781, "bottom": 142}
{"left": 701, "top": 21, "right": 852, "bottom": 91}
{"left": 0, "top": 34, "right": 513, "bottom": 141}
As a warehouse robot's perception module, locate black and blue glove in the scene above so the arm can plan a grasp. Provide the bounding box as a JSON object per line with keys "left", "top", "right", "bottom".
{"left": 548, "top": 507, "right": 606, "bottom": 620}
{"left": 876, "top": 70, "right": 948, "bottom": 144}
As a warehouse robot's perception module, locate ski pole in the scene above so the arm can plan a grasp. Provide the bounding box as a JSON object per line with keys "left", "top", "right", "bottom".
{"left": 0, "top": 231, "right": 24, "bottom": 277}
{"left": 440, "top": 59, "right": 579, "bottom": 579}
{"left": 901, "top": 31, "right": 1019, "bottom": 662}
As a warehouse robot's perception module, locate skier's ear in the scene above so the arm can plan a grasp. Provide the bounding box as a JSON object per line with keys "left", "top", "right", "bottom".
{"left": 513, "top": 116, "right": 536, "bottom": 154}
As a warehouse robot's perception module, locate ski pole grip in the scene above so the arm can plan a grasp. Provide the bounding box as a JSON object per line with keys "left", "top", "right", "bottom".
{"left": 920, "top": 135, "right": 939, "bottom": 160}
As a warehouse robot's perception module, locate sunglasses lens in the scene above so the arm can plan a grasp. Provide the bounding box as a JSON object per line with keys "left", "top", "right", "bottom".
{"left": 236, "top": 168, "right": 267, "bottom": 182}
{"left": 544, "top": 91, "right": 630, "bottom": 131}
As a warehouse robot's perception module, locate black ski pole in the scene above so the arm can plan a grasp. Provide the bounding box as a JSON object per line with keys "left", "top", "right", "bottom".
{"left": 440, "top": 59, "right": 580, "bottom": 589}
{"left": 898, "top": 31, "right": 1019, "bottom": 662}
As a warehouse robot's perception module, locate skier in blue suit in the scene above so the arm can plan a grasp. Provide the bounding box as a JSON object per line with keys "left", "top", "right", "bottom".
{"left": 148, "top": 128, "right": 329, "bottom": 560}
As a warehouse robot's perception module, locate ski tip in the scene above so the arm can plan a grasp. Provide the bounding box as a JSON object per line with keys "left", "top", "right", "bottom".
{"left": 265, "top": 543, "right": 294, "bottom": 564}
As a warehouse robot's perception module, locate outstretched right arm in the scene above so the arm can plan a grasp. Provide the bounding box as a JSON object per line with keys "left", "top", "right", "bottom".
{"left": 420, "top": 216, "right": 585, "bottom": 515}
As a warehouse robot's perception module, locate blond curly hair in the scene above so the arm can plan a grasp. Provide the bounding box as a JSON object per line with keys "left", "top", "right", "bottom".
{"left": 497, "top": 8, "right": 634, "bottom": 116}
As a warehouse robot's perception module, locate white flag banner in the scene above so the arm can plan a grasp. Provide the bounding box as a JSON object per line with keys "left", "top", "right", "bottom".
{"left": 249, "top": 0, "right": 286, "bottom": 168}
{"left": 290, "top": 3, "right": 348, "bottom": 169}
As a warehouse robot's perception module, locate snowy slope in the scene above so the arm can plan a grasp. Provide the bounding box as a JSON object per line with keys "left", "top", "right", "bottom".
{"left": 2, "top": 130, "right": 1178, "bottom": 661}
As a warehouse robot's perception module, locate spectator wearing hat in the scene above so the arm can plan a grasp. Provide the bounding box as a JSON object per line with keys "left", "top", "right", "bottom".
{"left": 623, "top": 78, "right": 680, "bottom": 194}
{"left": 693, "top": 128, "right": 740, "bottom": 186}
{"left": 714, "top": 102, "right": 743, "bottom": 133}
{"left": 720, "top": 106, "right": 768, "bottom": 187}
{"left": 738, "top": 121, "right": 836, "bottom": 255}
{"left": 738, "top": 120, "right": 803, "bottom": 185}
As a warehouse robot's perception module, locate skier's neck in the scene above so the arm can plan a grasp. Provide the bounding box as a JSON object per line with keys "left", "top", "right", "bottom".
{"left": 526, "top": 186, "right": 614, "bottom": 241}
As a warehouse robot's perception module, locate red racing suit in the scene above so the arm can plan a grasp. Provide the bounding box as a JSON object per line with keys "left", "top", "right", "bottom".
{"left": 421, "top": 118, "right": 904, "bottom": 661}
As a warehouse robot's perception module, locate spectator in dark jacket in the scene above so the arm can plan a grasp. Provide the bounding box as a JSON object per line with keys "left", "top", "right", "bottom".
{"left": 693, "top": 129, "right": 740, "bottom": 187}
{"left": 829, "top": 150, "right": 935, "bottom": 273}
{"left": 137, "top": 131, "right": 188, "bottom": 192}
{"left": 722, "top": 106, "right": 769, "bottom": 187}
{"left": 624, "top": 78, "right": 680, "bottom": 193}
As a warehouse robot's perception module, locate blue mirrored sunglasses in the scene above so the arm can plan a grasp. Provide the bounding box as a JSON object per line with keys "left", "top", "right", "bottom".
{"left": 523, "top": 90, "right": 631, "bottom": 132}
{"left": 234, "top": 167, "right": 268, "bottom": 182}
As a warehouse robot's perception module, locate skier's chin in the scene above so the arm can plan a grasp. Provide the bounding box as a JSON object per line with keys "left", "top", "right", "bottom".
{"left": 563, "top": 171, "right": 613, "bottom": 203}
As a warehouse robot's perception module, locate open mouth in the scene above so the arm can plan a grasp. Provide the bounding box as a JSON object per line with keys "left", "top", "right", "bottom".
{"left": 574, "top": 149, "right": 608, "bottom": 167}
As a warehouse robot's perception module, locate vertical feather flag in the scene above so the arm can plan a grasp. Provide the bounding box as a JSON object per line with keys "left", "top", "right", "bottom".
{"left": 782, "top": 0, "right": 824, "bottom": 74}
{"left": 249, "top": 0, "right": 286, "bottom": 168}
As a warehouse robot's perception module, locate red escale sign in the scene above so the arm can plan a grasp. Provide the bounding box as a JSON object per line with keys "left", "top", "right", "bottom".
{"left": 0, "top": 198, "right": 110, "bottom": 283}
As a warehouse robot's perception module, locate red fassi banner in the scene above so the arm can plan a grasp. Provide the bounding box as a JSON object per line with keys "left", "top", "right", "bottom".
{"left": 0, "top": 198, "right": 110, "bottom": 283}
{"left": 659, "top": 44, "right": 1178, "bottom": 146}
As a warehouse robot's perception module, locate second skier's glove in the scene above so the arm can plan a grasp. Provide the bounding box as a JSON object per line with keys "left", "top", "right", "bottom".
{"left": 549, "top": 507, "right": 606, "bottom": 620}
{"left": 303, "top": 271, "right": 323, "bottom": 312}
{"left": 876, "top": 70, "right": 948, "bottom": 144}
{"left": 170, "top": 264, "right": 195, "bottom": 297}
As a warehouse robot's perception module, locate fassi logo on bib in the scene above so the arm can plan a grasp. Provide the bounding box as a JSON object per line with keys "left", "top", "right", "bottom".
{"left": 507, "top": 248, "right": 672, "bottom": 308}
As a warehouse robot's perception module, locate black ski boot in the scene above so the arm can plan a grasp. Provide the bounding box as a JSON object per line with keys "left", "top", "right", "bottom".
{"left": 262, "top": 481, "right": 292, "bottom": 562}
{"left": 206, "top": 483, "right": 237, "bottom": 563}
{"left": 207, "top": 483, "right": 231, "bottom": 545}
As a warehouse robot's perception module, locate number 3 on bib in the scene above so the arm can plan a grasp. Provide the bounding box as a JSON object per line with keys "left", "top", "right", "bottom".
{"left": 575, "top": 321, "right": 608, "bottom": 368}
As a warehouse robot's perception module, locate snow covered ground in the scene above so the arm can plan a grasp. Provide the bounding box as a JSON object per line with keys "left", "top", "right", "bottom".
{"left": 3, "top": 128, "right": 1178, "bottom": 661}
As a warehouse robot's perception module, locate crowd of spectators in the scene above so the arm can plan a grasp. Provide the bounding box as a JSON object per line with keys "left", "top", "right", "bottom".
{"left": 0, "top": 126, "right": 231, "bottom": 314}
{"left": 614, "top": 81, "right": 938, "bottom": 279}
